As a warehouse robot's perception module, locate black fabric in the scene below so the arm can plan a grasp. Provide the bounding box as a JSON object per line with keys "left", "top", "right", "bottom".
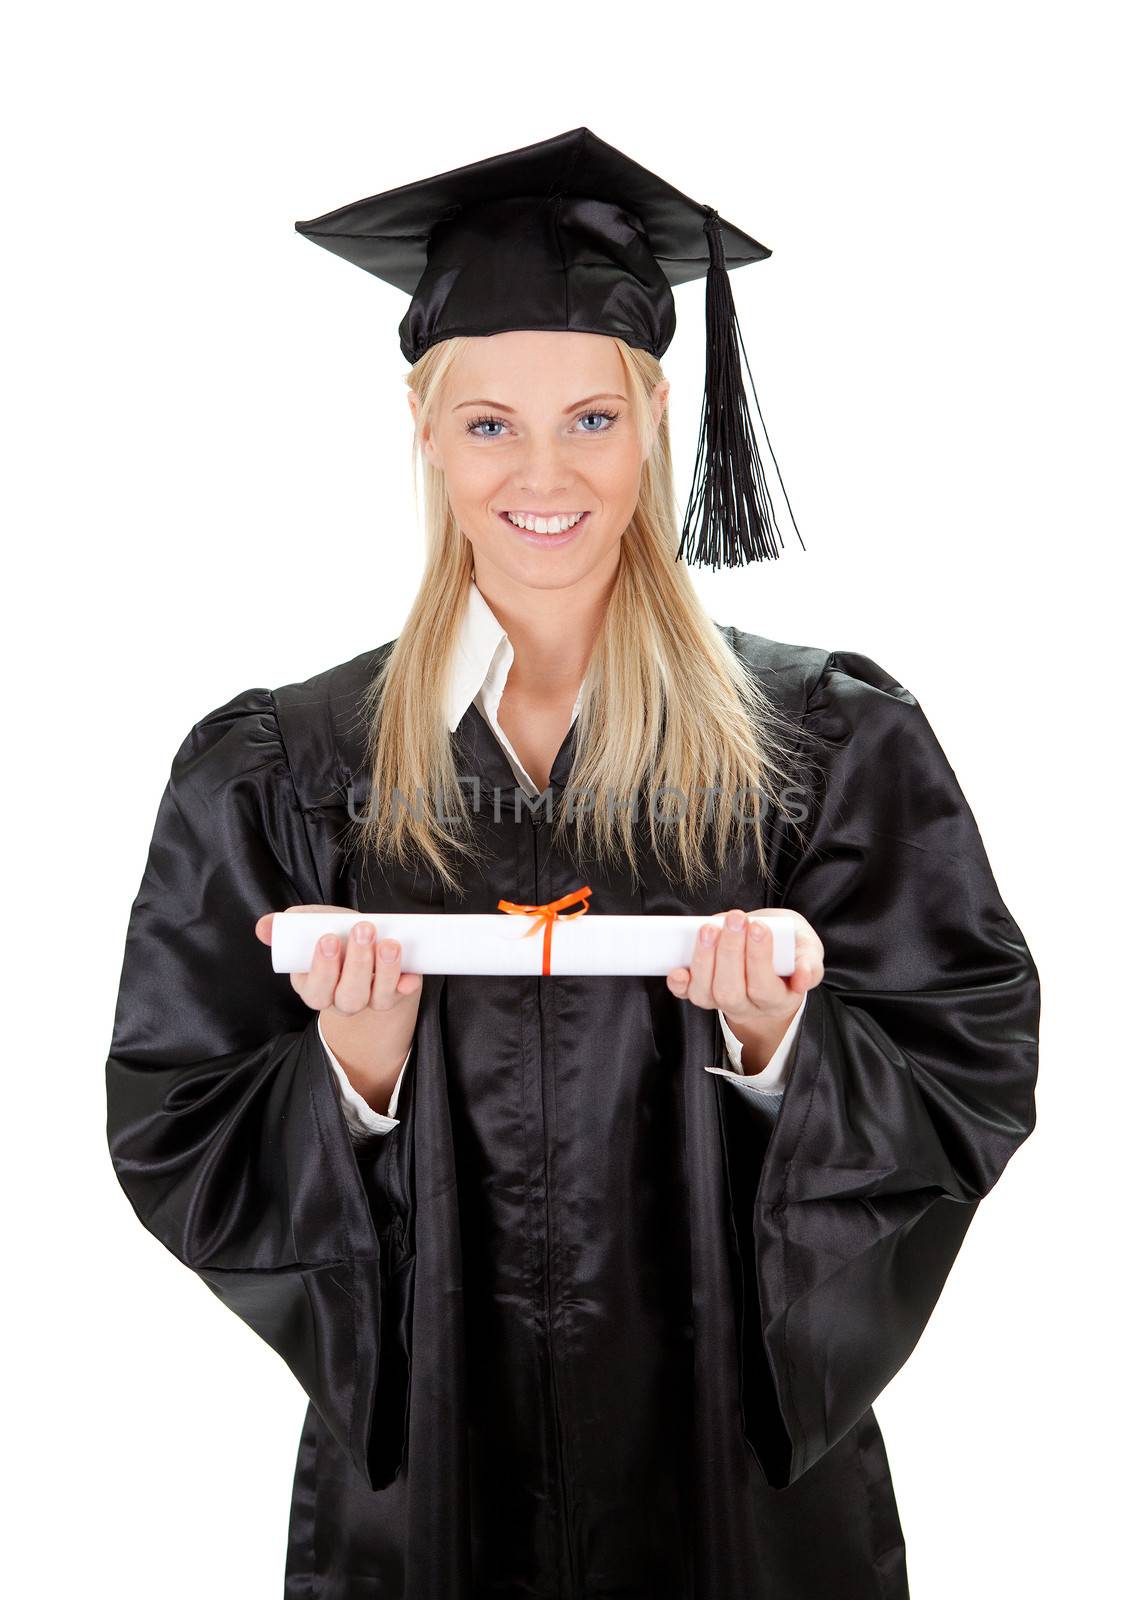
{"left": 105, "top": 627, "right": 1040, "bottom": 1598}
{"left": 294, "top": 126, "right": 770, "bottom": 364}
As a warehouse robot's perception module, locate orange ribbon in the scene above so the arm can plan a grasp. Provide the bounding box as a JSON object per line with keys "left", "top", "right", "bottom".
{"left": 496, "top": 884, "right": 593, "bottom": 976}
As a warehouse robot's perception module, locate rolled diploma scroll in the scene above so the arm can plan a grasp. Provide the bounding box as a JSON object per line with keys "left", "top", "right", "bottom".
{"left": 271, "top": 911, "right": 796, "bottom": 979}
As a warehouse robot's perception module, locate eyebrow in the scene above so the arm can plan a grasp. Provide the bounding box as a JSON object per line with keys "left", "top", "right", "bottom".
{"left": 451, "top": 392, "right": 628, "bottom": 414}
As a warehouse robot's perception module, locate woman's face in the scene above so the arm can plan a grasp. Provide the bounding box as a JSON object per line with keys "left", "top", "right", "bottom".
{"left": 411, "top": 330, "right": 669, "bottom": 593}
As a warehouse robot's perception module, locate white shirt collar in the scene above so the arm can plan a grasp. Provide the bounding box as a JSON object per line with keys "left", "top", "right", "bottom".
{"left": 446, "top": 580, "right": 586, "bottom": 731}
{"left": 446, "top": 579, "right": 513, "bottom": 732}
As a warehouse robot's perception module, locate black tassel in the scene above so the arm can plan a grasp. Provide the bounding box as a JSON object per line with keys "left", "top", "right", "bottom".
{"left": 678, "top": 208, "right": 805, "bottom": 570}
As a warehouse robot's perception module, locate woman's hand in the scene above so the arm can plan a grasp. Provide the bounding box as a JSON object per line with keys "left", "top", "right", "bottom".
{"left": 254, "top": 906, "right": 422, "bottom": 1115}
{"left": 666, "top": 907, "right": 824, "bottom": 1075}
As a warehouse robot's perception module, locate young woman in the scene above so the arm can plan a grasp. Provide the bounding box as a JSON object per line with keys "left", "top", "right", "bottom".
{"left": 106, "top": 132, "right": 1040, "bottom": 1599}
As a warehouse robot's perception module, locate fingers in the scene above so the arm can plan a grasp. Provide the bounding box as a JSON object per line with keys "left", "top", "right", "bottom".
{"left": 710, "top": 910, "right": 750, "bottom": 1013}
{"left": 668, "top": 909, "right": 754, "bottom": 1012}
{"left": 294, "top": 930, "right": 345, "bottom": 1011}
{"left": 788, "top": 934, "right": 826, "bottom": 995}
{"left": 665, "top": 907, "right": 820, "bottom": 1016}
{"left": 743, "top": 915, "right": 787, "bottom": 1009}
{"left": 667, "top": 916, "right": 721, "bottom": 1006}
{"left": 260, "top": 898, "right": 424, "bottom": 1015}
{"left": 666, "top": 918, "right": 718, "bottom": 1003}
{"left": 368, "top": 937, "right": 423, "bottom": 1010}
{"left": 784, "top": 914, "right": 826, "bottom": 995}
{"left": 332, "top": 921, "right": 380, "bottom": 1014}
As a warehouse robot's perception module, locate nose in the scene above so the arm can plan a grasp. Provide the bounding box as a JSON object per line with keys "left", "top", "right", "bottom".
{"left": 514, "top": 433, "right": 573, "bottom": 499}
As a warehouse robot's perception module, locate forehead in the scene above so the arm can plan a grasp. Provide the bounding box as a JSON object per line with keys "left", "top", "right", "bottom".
{"left": 446, "top": 330, "right": 628, "bottom": 403}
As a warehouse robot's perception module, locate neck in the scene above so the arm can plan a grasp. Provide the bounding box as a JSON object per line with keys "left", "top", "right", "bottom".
{"left": 472, "top": 553, "right": 617, "bottom": 697}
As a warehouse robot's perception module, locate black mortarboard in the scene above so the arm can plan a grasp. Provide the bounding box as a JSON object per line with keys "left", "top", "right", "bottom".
{"left": 295, "top": 127, "right": 803, "bottom": 570}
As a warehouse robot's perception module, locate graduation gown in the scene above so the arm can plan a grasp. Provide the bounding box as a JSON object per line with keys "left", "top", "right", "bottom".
{"left": 105, "top": 626, "right": 1040, "bottom": 1599}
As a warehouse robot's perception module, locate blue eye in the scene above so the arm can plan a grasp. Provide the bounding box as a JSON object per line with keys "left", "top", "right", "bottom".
{"left": 464, "top": 408, "right": 620, "bottom": 439}
{"left": 466, "top": 416, "right": 507, "bottom": 438}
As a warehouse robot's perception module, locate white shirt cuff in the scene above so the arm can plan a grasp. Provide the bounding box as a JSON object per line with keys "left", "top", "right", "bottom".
{"left": 316, "top": 1014, "right": 410, "bottom": 1140}
{"left": 704, "top": 997, "right": 807, "bottom": 1097}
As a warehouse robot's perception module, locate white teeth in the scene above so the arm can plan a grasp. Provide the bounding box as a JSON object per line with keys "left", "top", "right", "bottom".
{"left": 505, "top": 511, "right": 586, "bottom": 533}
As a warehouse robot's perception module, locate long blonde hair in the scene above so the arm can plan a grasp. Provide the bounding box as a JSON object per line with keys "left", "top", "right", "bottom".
{"left": 348, "top": 336, "right": 813, "bottom": 898}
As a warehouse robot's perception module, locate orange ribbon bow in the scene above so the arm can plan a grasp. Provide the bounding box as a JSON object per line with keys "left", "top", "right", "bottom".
{"left": 496, "top": 884, "right": 593, "bottom": 976}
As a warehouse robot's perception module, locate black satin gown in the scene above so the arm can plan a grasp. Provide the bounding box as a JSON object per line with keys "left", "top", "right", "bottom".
{"left": 105, "top": 625, "right": 1040, "bottom": 1598}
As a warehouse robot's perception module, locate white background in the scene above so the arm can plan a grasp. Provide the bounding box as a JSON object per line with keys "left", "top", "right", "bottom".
{"left": 5, "top": 2, "right": 1142, "bottom": 1594}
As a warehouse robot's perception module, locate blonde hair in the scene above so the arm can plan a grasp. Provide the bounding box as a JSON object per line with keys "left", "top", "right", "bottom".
{"left": 348, "top": 336, "right": 812, "bottom": 898}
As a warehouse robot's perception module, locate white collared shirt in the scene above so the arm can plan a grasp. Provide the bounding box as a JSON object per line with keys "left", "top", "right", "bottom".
{"left": 322, "top": 579, "right": 803, "bottom": 1140}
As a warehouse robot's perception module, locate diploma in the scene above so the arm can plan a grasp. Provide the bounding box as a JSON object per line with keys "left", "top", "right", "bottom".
{"left": 270, "top": 910, "right": 796, "bottom": 978}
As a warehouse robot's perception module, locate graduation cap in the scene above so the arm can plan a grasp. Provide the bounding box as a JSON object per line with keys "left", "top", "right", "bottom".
{"left": 295, "top": 127, "right": 803, "bottom": 570}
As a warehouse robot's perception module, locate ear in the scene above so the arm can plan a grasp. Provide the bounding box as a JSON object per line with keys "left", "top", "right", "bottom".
{"left": 643, "top": 379, "right": 670, "bottom": 456}
{"left": 651, "top": 378, "right": 670, "bottom": 432}
{"left": 408, "top": 391, "right": 438, "bottom": 467}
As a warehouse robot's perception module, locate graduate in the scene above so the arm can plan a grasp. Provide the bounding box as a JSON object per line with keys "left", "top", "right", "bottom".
{"left": 105, "top": 128, "right": 1041, "bottom": 1598}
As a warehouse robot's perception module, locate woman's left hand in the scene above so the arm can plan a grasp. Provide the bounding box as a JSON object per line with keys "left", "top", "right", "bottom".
{"left": 666, "top": 908, "right": 824, "bottom": 1069}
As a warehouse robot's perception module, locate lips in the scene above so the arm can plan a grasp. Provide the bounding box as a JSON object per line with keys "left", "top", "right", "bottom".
{"left": 498, "top": 510, "right": 591, "bottom": 549}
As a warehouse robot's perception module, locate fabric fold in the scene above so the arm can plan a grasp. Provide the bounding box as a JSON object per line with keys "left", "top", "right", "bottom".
{"left": 105, "top": 687, "right": 414, "bottom": 1491}
{"left": 722, "top": 650, "right": 1040, "bottom": 1489}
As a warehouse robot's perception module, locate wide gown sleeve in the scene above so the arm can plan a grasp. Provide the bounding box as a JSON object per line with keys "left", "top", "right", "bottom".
{"left": 725, "top": 650, "right": 1040, "bottom": 1491}
{"left": 105, "top": 687, "right": 414, "bottom": 1490}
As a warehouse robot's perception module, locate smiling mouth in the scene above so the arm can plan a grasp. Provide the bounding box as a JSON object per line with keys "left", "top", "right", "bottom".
{"left": 499, "top": 510, "right": 590, "bottom": 534}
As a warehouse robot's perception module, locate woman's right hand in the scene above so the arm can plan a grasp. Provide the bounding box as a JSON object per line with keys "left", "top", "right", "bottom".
{"left": 254, "top": 906, "right": 422, "bottom": 1114}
